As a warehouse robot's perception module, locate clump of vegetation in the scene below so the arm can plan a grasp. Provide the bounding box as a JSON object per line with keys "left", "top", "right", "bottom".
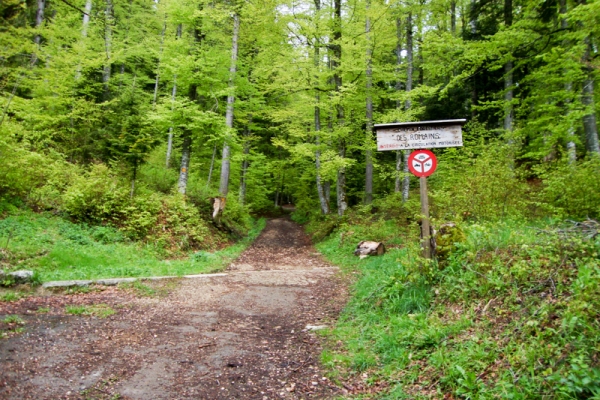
{"left": 65, "top": 304, "right": 116, "bottom": 318}
{"left": 1, "top": 315, "right": 26, "bottom": 338}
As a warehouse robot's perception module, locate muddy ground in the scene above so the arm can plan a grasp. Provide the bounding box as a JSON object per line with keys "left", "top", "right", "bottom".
{"left": 0, "top": 217, "right": 349, "bottom": 399}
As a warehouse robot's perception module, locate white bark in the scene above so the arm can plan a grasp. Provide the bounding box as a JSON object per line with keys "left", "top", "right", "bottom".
{"left": 102, "top": 0, "right": 113, "bottom": 100}
{"left": 177, "top": 135, "right": 191, "bottom": 194}
{"left": 402, "top": 12, "right": 413, "bottom": 203}
{"left": 153, "top": 20, "right": 167, "bottom": 106}
{"left": 364, "top": 0, "right": 373, "bottom": 205}
{"left": 582, "top": 39, "right": 599, "bottom": 155}
{"left": 206, "top": 145, "right": 217, "bottom": 188}
{"left": 75, "top": 0, "right": 93, "bottom": 80}
{"left": 166, "top": 75, "right": 177, "bottom": 168}
{"left": 219, "top": 13, "right": 240, "bottom": 198}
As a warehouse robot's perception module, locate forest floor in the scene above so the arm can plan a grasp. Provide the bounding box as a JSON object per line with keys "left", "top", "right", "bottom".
{"left": 0, "top": 217, "right": 349, "bottom": 399}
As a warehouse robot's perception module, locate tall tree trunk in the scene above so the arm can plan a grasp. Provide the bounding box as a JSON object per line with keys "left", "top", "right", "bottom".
{"left": 402, "top": 12, "right": 413, "bottom": 203}
{"left": 219, "top": 13, "right": 240, "bottom": 199}
{"left": 333, "top": 0, "right": 347, "bottom": 216}
{"left": 178, "top": 134, "right": 191, "bottom": 194}
{"left": 314, "top": 0, "right": 329, "bottom": 215}
{"left": 166, "top": 24, "right": 182, "bottom": 168}
{"left": 31, "top": 0, "right": 45, "bottom": 65}
{"left": 75, "top": 0, "right": 93, "bottom": 80}
{"left": 102, "top": 0, "right": 113, "bottom": 101}
{"left": 240, "top": 137, "right": 250, "bottom": 205}
{"left": 582, "top": 38, "right": 599, "bottom": 155}
{"left": 469, "top": 0, "right": 478, "bottom": 118}
{"left": 364, "top": 0, "right": 373, "bottom": 205}
{"left": 206, "top": 145, "right": 217, "bottom": 188}
{"left": 166, "top": 75, "right": 177, "bottom": 168}
{"left": 395, "top": 17, "right": 403, "bottom": 193}
{"left": 130, "top": 161, "right": 137, "bottom": 199}
{"left": 451, "top": 1, "right": 456, "bottom": 35}
{"left": 153, "top": 20, "right": 167, "bottom": 106}
{"left": 503, "top": 0, "right": 513, "bottom": 132}
{"left": 560, "top": 0, "right": 576, "bottom": 163}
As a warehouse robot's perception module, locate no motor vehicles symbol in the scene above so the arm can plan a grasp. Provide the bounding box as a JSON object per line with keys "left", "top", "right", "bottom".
{"left": 408, "top": 150, "right": 437, "bottom": 177}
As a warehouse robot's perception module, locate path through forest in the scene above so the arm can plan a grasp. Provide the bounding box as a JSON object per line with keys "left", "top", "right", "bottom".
{"left": 0, "top": 217, "right": 347, "bottom": 399}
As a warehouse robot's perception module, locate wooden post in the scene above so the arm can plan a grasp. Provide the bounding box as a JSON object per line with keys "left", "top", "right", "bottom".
{"left": 419, "top": 176, "right": 431, "bottom": 259}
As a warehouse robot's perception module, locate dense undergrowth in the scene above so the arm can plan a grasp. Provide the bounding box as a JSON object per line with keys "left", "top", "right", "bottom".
{"left": 305, "top": 153, "right": 600, "bottom": 399}
{"left": 316, "top": 216, "right": 599, "bottom": 399}
{"left": 0, "top": 140, "right": 268, "bottom": 282}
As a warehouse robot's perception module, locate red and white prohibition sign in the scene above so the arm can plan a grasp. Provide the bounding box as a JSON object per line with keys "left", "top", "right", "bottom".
{"left": 408, "top": 149, "right": 437, "bottom": 177}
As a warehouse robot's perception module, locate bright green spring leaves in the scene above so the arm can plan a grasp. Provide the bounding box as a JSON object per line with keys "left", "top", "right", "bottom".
{"left": 318, "top": 219, "right": 600, "bottom": 399}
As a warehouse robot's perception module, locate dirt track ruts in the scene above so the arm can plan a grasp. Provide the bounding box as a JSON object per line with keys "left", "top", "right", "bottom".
{"left": 0, "top": 217, "right": 347, "bottom": 399}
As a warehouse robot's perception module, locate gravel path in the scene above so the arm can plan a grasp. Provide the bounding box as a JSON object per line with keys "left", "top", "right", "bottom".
{"left": 0, "top": 217, "right": 347, "bottom": 399}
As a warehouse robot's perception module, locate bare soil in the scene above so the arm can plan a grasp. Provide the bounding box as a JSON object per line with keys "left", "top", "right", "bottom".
{"left": 0, "top": 217, "right": 348, "bottom": 399}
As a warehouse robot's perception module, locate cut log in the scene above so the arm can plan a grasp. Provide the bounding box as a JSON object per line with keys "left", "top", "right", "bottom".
{"left": 354, "top": 241, "right": 385, "bottom": 256}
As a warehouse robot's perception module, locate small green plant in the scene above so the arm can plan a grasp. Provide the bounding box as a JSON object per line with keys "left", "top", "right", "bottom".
{"left": 3, "top": 315, "right": 24, "bottom": 324}
{"left": 66, "top": 304, "right": 115, "bottom": 318}
{"left": 120, "top": 280, "right": 156, "bottom": 297}
{"left": 1, "top": 292, "right": 23, "bottom": 302}
{"left": 36, "top": 307, "right": 50, "bottom": 313}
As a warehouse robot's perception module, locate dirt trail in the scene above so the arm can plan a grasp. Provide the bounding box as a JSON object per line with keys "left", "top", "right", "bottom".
{"left": 0, "top": 217, "right": 347, "bottom": 399}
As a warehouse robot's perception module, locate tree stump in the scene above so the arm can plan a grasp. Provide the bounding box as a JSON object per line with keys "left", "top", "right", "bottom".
{"left": 354, "top": 241, "right": 386, "bottom": 257}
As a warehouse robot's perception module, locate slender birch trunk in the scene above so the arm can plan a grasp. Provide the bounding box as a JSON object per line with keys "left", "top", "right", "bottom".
{"left": 503, "top": 0, "right": 513, "bottom": 133}
{"left": 218, "top": 13, "right": 240, "bottom": 200}
{"left": 395, "top": 17, "right": 403, "bottom": 193}
{"left": 177, "top": 134, "right": 191, "bottom": 194}
{"left": 314, "top": 0, "right": 329, "bottom": 215}
{"left": 451, "top": 1, "right": 456, "bottom": 35}
{"left": 402, "top": 12, "right": 413, "bottom": 203}
{"left": 130, "top": 161, "right": 137, "bottom": 199}
{"left": 102, "top": 0, "right": 114, "bottom": 101}
{"left": 560, "top": 0, "right": 576, "bottom": 163}
{"left": 75, "top": 0, "right": 92, "bottom": 80}
{"left": 30, "top": 0, "right": 46, "bottom": 66}
{"left": 153, "top": 20, "right": 167, "bottom": 106}
{"left": 582, "top": 38, "right": 599, "bottom": 155}
{"left": 364, "top": 0, "right": 373, "bottom": 205}
{"left": 206, "top": 145, "right": 217, "bottom": 188}
{"left": 332, "top": 0, "right": 346, "bottom": 216}
{"left": 166, "top": 24, "right": 182, "bottom": 168}
{"left": 166, "top": 76, "right": 177, "bottom": 168}
{"left": 239, "top": 126, "right": 250, "bottom": 205}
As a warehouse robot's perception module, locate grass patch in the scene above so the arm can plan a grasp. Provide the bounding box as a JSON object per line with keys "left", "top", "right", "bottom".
{"left": 317, "top": 217, "right": 600, "bottom": 399}
{"left": 65, "top": 304, "right": 116, "bottom": 318}
{"left": 0, "top": 211, "right": 266, "bottom": 282}
{"left": 0, "top": 291, "right": 26, "bottom": 302}
{"left": 1, "top": 314, "right": 26, "bottom": 338}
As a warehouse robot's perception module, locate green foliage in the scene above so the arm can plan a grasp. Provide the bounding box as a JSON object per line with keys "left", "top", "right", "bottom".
{"left": 431, "top": 145, "right": 531, "bottom": 221}
{"left": 538, "top": 158, "right": 600, "bottom": 219}
{"left": 317, "top": 215, "right": 600, "bottom": 399}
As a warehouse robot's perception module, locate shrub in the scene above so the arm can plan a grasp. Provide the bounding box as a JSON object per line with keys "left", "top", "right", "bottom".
{"left": 431, "top": 145, "right": 531, "bottom": 221}
{"left": 538, "top": 158, "right": 600, "bottom": 219}
{"left": 62, "top": 164, "right": 129, "bottom": 223}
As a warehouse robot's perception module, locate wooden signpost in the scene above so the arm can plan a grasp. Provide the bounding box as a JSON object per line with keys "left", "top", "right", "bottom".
{"left": 373, "top": 119, "right": 466, "bottom": 259}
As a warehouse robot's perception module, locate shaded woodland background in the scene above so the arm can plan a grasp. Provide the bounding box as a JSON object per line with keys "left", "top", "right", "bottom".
{"left": 0, "top": 0, "right": 599, "bottom": 241}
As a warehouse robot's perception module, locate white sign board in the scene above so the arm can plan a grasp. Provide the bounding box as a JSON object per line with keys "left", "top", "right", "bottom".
{"left": 375, "top": 120, "right": 465, "bottom": 151}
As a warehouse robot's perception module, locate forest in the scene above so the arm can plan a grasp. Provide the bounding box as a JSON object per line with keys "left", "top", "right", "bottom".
{"left": 1, "top": 0, "right": 600, "bottom": 397}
